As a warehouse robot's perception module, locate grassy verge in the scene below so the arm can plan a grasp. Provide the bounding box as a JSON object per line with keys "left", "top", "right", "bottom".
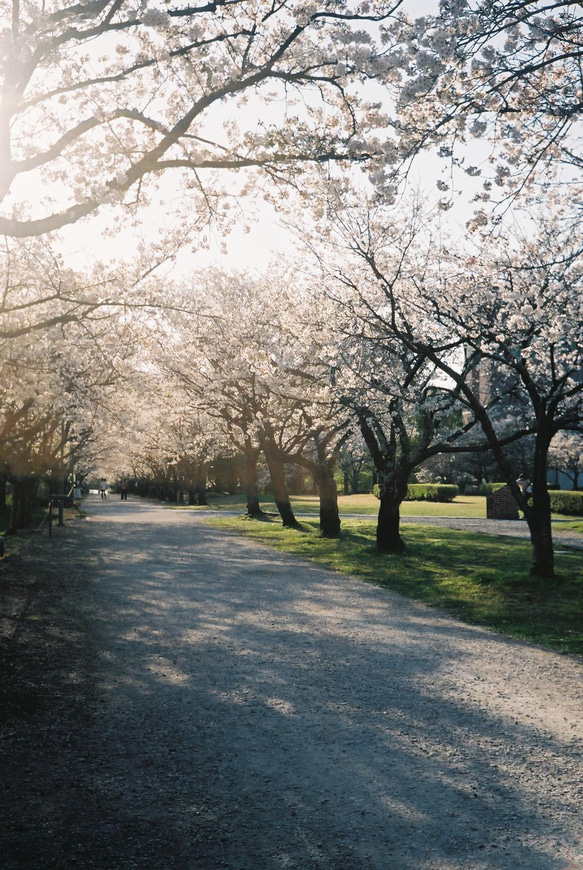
{"left": 184, "top": 492, "right": 583, "bottom": 527}
{"left": 208, "top": 514, "right": 583, "bottom": 657}
{"left": 181, "top": 492, "right": 488, "bottom": 516}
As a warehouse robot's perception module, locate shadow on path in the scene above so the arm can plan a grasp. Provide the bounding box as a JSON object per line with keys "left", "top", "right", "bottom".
{"left": 1, "top": 495, "right": 582, "bottom": 870}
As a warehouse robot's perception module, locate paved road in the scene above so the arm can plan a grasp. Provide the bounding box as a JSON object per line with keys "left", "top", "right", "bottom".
{"left": 19, "top": 496, "right": 583, "bottom": 868}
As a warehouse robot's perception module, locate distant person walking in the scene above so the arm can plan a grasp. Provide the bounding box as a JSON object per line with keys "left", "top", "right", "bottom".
{"left": 120, "top": 479, "right": 128, "bottom": 500}
{"left": 99, "top": 478, "right": 107, "bottom": 499}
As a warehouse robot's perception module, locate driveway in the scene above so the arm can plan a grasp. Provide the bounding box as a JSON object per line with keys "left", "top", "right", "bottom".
{"left": 2, "top": 495, "right": 582, "bottom": 869}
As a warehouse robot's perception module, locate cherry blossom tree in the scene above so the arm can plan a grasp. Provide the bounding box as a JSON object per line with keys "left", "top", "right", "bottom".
{"left": 129, "top": 406, "right": 217, "bottom": 503}
{"left": 0, "top": 0, "right": 402, "bottom": 242}
{"left": 0, "top": 312, "right": 120, "bottom": 530}
{"left": 305, "top": 259, "right": 486, "bottom": 552}
{"left": 155, "top": 269, "right": 297, "bottom": 523}
{"left": 335, "top": 340, "right": 470, "bottom": 553}
{"left": 391, "top": 1, "right": 583, "bottom": 211}
{"left": 318, "top": 197, "right": 583, "bottom": 575}
{"left": 157, "top": 267, "right": 351, "bottom": 534}
{"left": 0, "top": 236, "right": 159, "bottom": 529}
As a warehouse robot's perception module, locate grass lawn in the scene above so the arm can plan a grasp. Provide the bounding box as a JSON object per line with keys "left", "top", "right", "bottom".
{"left": 189, "top": 491, "right": 583, "bottom": 532}
{"left": 207, "top": 513, "right": 583, "bottom": 658}
{"left": 195, "top": 491, "right": 489, "bottom": 517}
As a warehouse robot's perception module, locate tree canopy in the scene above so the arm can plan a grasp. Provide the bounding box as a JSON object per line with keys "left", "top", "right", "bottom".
{"left": 392, "top": 1, "right": 583, "bottom": 210}
{"left": 0, "top": 0, "right": 400, "bottom": 239}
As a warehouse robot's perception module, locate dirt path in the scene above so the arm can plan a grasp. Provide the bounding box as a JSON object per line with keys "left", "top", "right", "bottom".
{"left": 1, "top": 495, "right": 582, "bottom": 869}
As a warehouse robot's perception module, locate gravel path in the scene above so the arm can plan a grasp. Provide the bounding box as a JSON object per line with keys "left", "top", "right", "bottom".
{"left": 2, "top": 495, "right": 582, "bottom": 869}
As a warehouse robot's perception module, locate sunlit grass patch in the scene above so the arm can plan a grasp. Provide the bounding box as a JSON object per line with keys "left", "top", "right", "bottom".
{"left": 208, "top": 514, "right": 583, "bottom": 657}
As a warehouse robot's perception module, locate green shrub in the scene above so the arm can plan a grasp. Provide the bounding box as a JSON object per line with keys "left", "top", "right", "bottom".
{"left": 549, "top": 490, "right": 583, "bottom": 516}
{"left": 373, "top": 483, "right": 459, "bottom": 502}
{"left": 406, "top": 484, "right": 459, "bottom": 502}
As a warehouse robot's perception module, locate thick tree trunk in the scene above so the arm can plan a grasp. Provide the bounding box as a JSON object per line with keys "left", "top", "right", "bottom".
{"left": 246, "top": 491, "right": 262, "bottom": 516}
{"left": 376, "top": 490, "right": 405, "bottom": 554}
{"left": 528, "top": 508, "right": 554, "bottom": 578}
{"left": 524, "top": 442, "right": 554, "bottom": 578}
{"left": 314, "top": 466, "right": 341, "bottom": 538}
{"left": 243, "top": 440, "right": 265, "bottom": 517}
{"left": 273, "top": 495, "right": 299, "bottom": 528}
{"left": 465, "top": 400, "right": 557, "bottom": 578}
{"left": 261, "top": 434, "right": 299, "bottom": 529}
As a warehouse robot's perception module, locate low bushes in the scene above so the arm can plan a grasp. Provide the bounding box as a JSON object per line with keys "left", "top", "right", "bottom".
{"left": 373, "top": 483, "right": 459, "bottom": 502}
{"left": 550, "top": 490, "right": 583, "bottom": 516}
{"left": 406, "top": 484, "right": 459, "bottom": 502}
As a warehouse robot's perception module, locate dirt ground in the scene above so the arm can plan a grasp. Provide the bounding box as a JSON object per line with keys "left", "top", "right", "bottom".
{"left": 1, "top": 496, "right": 582, "bottom": 870}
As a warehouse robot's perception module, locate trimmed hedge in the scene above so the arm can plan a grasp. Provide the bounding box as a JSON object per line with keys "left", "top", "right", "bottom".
{"left": 406, "top": 484, "right": 459, "bottom": 502}
{"left": 373, "top": 483, "right": 459, "bottom": 502}
{"left": 550, "top": 490, "right": 583, "bottom": 516}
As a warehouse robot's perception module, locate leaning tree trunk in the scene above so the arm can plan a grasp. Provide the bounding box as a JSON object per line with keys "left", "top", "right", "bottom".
{"left": 260, "top": 433, "right": 299, "bottom": 529}
{"left": 243, "top": 439, "right": 265, "bottom": 517}
{"left": 270, "top": 459, "right": 299, "bottom": 528}
{"left": 314, "top": 464, "right": 341, "bottom": 538}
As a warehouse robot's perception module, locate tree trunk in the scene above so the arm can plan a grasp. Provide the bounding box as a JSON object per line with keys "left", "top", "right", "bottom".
{"left": 260, "top": 432, "right": 299, "bottom": 529}
{"left": 273, "top": 494, "right": 299, "bottom": 528}
{"left": 246, "top": 491, "right": 262, "bottom": 516}
{"left": 528, "top": 507, "right": 555, "bottom": 578}
{"left": 6, "top": 476, "right": 37, "bottom": 534}
{"left": 376, "top": 489, "right": 405, "bottom": 553}
{"left": 314, "top": 465, "right": 341, "bottom": 538}
{"left": 524, "top": 438, "right": 554, "bottom": 577}
{"left": 194, "top": 463, "right": 208, "bottom": 506}
{"left": 243, "top": 439, "right": 265, "bottom": 517}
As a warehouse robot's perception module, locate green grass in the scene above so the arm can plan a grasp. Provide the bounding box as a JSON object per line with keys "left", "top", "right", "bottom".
{"left": 553, "top": 518, "right": 583, "bottom": 535}
{"left": 187, "top": 491, "right": 488, "bottom": 517}
{"left": 207, "top": 513, "right": 583, "bottom": 658}
{"left": 184, "top": 491, "right": 582, "bottom": 525}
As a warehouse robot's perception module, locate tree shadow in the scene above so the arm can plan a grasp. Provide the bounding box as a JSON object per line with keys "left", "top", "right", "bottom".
{"left": 2, "top": 501, "right": 581, "bottom": 869}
